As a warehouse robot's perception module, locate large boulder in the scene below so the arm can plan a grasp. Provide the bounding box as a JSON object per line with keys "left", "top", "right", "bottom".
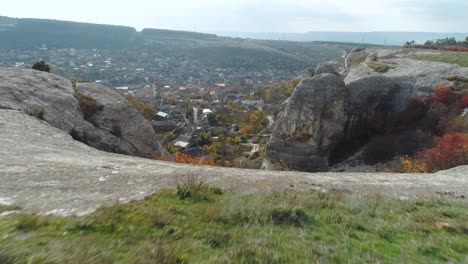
{"left": 0, "top": 68, "right": 167, "bottom": 159}
{"left": 266, "top": 47, "right": 468, "bottom": 172}
{"left": 265, "top": 73, "right": 346, "bottom": 172}
{"left": 343, "top": 75, "right": 404, "bottom": 140}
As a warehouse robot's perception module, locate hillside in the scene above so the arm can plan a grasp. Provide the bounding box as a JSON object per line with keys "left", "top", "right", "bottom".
{"left": 0, "top": 16, "right": 136, "bottom": 49}
{"left": 0, "top": 16, "right": 344, "bottom": 87}
{"left": 220, "top": 31, "right": 468, "bottom": 46}
{"left": 0, "top": 67, "right": 466, "bottom": 215}
{"left": 0, "top": 68, "right": 467, "bottom": 263}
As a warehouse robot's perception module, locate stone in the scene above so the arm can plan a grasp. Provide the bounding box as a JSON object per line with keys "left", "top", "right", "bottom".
{"left": 266, "top": 73, "right": 346, "bottom": 172}
{"left": 0, "top": 68, "right": 167, "bottom": 159}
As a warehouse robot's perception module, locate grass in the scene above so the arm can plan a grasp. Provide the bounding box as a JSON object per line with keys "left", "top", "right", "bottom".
{"left": 367, "top": 62, "right": 390, "bottom": 73}
{"left": 0, "top": 182, "right": 467, "bottom": 263}
{"left": 410, "top": 52, "right": 468, "bottom": 67}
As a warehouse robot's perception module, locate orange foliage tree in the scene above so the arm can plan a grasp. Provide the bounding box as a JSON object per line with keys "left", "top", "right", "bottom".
{"left": 173, "top": 153, "right": 215, "bottom": 166}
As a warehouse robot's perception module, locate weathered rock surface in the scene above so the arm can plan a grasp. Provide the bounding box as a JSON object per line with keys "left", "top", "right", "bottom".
{"left": 343, "top": 75, "right": 405, "bottom": 140}
{"left": 345, "top": 49, "right": 468, "bottom": 94}
{"left": 0, "top": 68, "right": 167, "bottom": 158}
{"left": 1, "top": 109, "right": 466, "bottom": 216}
{"left": 266, "top": 73, "right": 346, "bottom": 172}
{"left": 266, "top": 49, "right": 468, "bottom": 172}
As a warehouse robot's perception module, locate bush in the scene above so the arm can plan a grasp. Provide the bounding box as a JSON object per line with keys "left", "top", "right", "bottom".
{"left": 123, "top": 94, "right": 157, "bottom": 120}
{"left": 422, "top": 133, "right": 468, "bottom": 172}
{"left": 270, "top": 208, "right": 309, "bottom": 226}
{"left": 430, "top": 84, "right": 456, "bottom": 104}
{"left": 74, "top": 91, "right": 103, "bottom": 121}
{"left": 32, "top": 60, "right": 51, "bottom": 72}
{"left": 402, "top": 133, "right": 468, "bottom": 173}
{"left": 461, "top": 95, "right": 468, "bottom": 109}
{"left": 367, "top": 62, "right": 389, "bottom": 73}
{"left": 176, "top": 177, "right": 222, "bottom": 202}
{"left": 27, "top": 107, "right": 45, "bottom": 120}
{"left": 173, "top": 152, "right": 215, "bottom": 166}
{"left": 447, "top": 117, "right": 468, "bottom": 133}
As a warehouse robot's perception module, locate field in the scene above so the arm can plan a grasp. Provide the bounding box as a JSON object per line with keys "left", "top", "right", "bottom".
{"left": 1, "top": 181, "right": 467, "bottom": 263}
{"left": 410, "top": 51, "right": 468, "bottom": 67}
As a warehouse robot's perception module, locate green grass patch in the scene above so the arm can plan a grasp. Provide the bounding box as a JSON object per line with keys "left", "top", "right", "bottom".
{"left": 410, "top": 52, "right": 468, "bottom": 67}
{"left": 1, "top": 184, "right": 467, "bottom": 263}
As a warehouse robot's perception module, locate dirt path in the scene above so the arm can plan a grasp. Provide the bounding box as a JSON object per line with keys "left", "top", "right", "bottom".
{"left": 1, "top": 110, "right": 467, "bottom": 216}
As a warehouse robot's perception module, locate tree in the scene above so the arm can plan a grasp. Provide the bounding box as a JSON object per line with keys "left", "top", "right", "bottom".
{"left": 207, "top": 113, "right": 217, "bottom": 126}
{"left": 32, "top": 60, "right": 51, "bottom": 72}
{"left": 405, "top": 40, "right": 415, "bottom": 47}
{"left": 215, "top": 114, "right": 229, "bottom": 125}
{"left": 424, "top": 40, "right": 434, "bottom": 46}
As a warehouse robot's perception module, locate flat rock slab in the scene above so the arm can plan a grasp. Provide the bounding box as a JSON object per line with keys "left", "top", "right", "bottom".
{"left": 0, "top": 110, "right": 467, "bottom": 216}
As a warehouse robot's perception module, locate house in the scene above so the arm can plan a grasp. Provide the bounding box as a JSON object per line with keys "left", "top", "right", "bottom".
{"left": 225, "top": 93, "right": 245, "bottom": 101}
{"left": 155, "top": 111, "right": 169, "bottom": 121}
{"left": 242, "top": 100, "right": 265, "bottom": 110}
{"left": 174, "top": 135, "right": 194, "bottom": 150}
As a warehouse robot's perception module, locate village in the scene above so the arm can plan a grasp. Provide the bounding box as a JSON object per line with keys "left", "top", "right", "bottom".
{"left": 0, "top": 46, "right": 298, "bottom": 168}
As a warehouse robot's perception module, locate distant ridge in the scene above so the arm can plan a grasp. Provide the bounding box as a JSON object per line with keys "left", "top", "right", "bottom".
{"left": 141, "top": 28, "right": 217, "bottom": 40}
{"left": 0, "top": 16, "right": 221, "bottom": 49}
{"left": 216, "top": 31, "right": 468, "bottom": 46}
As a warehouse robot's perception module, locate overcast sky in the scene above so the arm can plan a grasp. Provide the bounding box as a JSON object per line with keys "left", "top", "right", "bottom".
{"left": 3, "top": 0, "right": 468, "bottom": 33}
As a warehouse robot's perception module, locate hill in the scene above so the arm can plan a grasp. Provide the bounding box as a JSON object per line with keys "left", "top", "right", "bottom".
{"left": 219, "top": 31, "right": 468, "bottom": 46}
{"left": 0, "top": 16, "right": 136, "bottom": 49}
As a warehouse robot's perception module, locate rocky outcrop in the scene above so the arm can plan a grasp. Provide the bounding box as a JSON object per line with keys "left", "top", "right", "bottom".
{"left": 265, "top": 73, "right": 346, "bottom": 172}
{"left": 266, "top": 48, "right": 468, "bottom": 172}
{"left": 1, "top": 109, "right": 466, "bottom": 215}
{"left": 0, "top": 68, "right": 167, "bottom": 158}
{"left": 343, "top": 75, "right": 405, "bottom": 140}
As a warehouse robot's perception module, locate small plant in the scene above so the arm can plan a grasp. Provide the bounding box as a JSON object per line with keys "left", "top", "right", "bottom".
{"left": 0, "top": 204, "right": 21, "bottom": 213}
{"left": 400, "top": 156, "right": 427, "bottom": 173}
{"left": 176, "top": 176, "right": 222, "bottom": 201}
{"left": 32, "top": 60, "right": 51, "bottom": 73}
{"left": 27, "top": 107, "right": 45, "bottom": 120}
{"left": 371, "top": 53, "right": 379, "bottom": 62}
{"left": 367, "top": 62, "right": 390, "bottom": 73}
{"left": 73, "top": 91, "right": 103, "bottom": 121}
{"left": 270, "top": 208, "right": 309, "bottom": 226}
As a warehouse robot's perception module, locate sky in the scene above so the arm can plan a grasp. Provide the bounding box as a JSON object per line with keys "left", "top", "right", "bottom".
{"left": 2, "top": 0, "right": 468, "bottom": 33}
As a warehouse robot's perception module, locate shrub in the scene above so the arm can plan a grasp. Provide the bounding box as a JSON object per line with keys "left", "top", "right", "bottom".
{"left": 430, "top": 84, "right": 456, "bottom": 104}
{"left": 402, "top": 133, "right": 468, "bottom": 173}
{"left": 400, "top": 156, "right": 427, "bottom": 173}
{"left": 461, "top": 95, "right": 468, "bottom": 109}
{"left": 176, "top": 176, "right": 222, "bottom": 202}
{"left": 447, "top": 117, "right": 468, "bottom": 133}
{"left": 123, "top": 94, "right": 157, "bottom": 120}
{"left": 421, "top": 133, "right": 468, "bottom": 172}
{"left": 270, "top": 208, "right": 309, "bottom": 226}
{"left": 173, "top": 152, "right": 215, "bottom": 166}
{"left": 27, "top": 107, "right": 45, "bottom": 120}
{"left": 32, "top": 60, "right": 51, "bottom": 72}
{"left": 74, "top": 91, "right": 103, "bottom": 121}
{"left": 367, "top": 62, "right": 389, "bottom": 73}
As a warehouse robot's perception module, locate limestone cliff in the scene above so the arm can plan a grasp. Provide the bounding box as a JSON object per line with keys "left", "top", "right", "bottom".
{"left": 266, "top": 48, "right": 468, "bottom": 172}
{"left": 0, "top": 68, "right": 167, "bottom": 159}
